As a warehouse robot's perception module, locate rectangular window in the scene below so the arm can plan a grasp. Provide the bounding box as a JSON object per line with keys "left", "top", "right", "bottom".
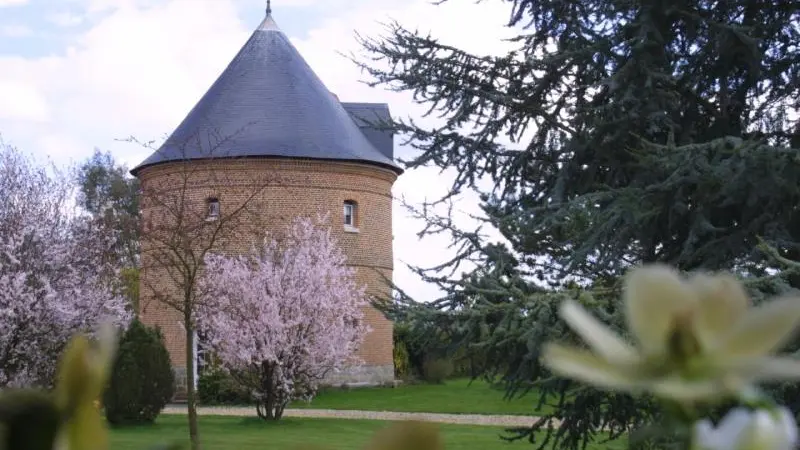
{"left": 343, "top": 202, "right": 354, "bottom": 226}
{"left": 206, "top": 198, "right": 220, "bottom": 220}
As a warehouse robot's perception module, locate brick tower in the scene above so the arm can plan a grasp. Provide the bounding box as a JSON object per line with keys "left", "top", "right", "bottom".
{"left": 130, "top": 8, "right": 401, "bottom": 394}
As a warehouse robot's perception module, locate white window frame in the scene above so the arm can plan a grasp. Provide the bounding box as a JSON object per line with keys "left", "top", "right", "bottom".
{"left": 343, "top": 200, "right": 359, "bottom": 232}
{"left": 206, "top": 198, "right": 220, "bottom": 221}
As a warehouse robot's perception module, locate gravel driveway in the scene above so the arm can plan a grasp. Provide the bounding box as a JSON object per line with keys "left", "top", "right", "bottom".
{"left": 162, "top": 405, "right": 551, "bottom": 428}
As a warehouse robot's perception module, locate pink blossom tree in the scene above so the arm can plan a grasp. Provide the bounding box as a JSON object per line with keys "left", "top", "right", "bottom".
{"left": 197, "top": 215, "right": 369, "bottom": 420}
{"left": 0, "top": 142, "right": 131, "bottom": 388}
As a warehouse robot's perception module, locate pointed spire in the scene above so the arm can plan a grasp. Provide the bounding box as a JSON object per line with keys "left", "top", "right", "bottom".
{"left": 130, "top": 0, "right": 402, "bottom": 177}
{"left": 258, "top": 0, "right": 279, "bottom": 31}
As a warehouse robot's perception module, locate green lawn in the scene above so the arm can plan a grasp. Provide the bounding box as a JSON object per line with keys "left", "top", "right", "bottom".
{"left": 110, "top": 415, "right": 626, "bottom": 450}
{"left": 288, "top": 379, "right": 554, "bottom": 416}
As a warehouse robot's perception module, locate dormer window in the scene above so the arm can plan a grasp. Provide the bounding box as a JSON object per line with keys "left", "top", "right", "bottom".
{"left": 343, "top": 200, "right": 358, "bottom": 232}
{"left": 206, "top": 197, "right": 220, "bottom": 221}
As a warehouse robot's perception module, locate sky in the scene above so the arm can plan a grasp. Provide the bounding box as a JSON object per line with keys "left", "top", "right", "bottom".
{"left": 0, "top": 0, "right": 520, "bottom": 302}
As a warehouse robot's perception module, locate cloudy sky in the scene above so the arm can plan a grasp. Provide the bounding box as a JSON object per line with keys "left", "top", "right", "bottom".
{"left": 0, "top": 0, "right": 519, "bottom": 301}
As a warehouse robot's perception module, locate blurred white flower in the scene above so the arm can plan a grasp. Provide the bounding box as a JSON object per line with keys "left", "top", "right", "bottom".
{"left": 542, "top": 264, "right": 800, "bottom": 402}
{"left": 693, "top": 407, "right": 798, "bottom": 450}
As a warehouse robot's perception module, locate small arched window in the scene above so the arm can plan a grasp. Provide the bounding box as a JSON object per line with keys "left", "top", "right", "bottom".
{"left": 343, "top": 200, "right": 358, "bottom": 230}
{"left": 206, "top": 197, "right": 220, "bottom": 221}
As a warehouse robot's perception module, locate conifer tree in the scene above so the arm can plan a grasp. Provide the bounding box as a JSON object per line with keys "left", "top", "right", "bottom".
{"left": 357, "top": 1, "right": 800, "bottom": 448}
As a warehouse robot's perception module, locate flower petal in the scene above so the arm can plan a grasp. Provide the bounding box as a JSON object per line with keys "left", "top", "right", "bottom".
{"left": 717, "top": 296, "right": 800, "bottom": 357}
{"left": 623, "top": 264, "right": 699, "bottom": 357}
{"left": 725, "top": 356, "right": 800, "bottom": 382}
{"left": 714, "top": 407, "right": 753, "bottom": 441}
{"left": 778, "top": 407, "right": 799, "bottom": 449}
{"left": 734, "top": 410, "right": 788, "bottom": 450}
{"left": 690, "top": 273, "right": 749, "bottom": 347}
{"left": 559, "top": 300, "right": 639, "bottom": 364}
{"left": 648, "top": 376, "right": 733, "bottom": 403}
{"left": 541, "top": 343, "right": 639, "bottom": 391}
{"left": 693, "top": 419, "right": 722, "bottom": 450}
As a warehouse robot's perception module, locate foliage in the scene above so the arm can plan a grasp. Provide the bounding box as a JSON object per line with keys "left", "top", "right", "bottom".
{"left": 392, "top": 323, "right": 425, "bottom": 379}
{"left": 197, "top": 215, "right": 369, "bottom": 421}
{"left": 75, "top": 149, "right": 140, "bottom": 270}
{"left": 197, "top": 368, "right": 252, "bottom": 406}
{"left": 392, "top": 333, "right": 412, "bottom": 379}
{"left": 0, "top": 325, "right": 451, "bottom": 450}
{"left": 393, "top": 321, "right": 462, "bottom": 382}
{"left": 119, "top": 267, "right": 141, "bottom": 315}
{"left": 76, "top": 151, "right": 142, "bottom": 317}
{"left": 0, "top": 143, "right": 130, "bottom": 389}
{"left": 0, "top": 325, "right": 121, "bottom": 450}
{"left": 356, "top": 0, "right": 800, "bottom": 280}
{"left": 0, "top": 327, "right": 536, "bottom": 450}
{"left": 356, "top": 0, "right": 800, "bottom": 448}
{"left": 420, "top": 357, "right": 453, "bottom": 385}
{"left": 104, "top": 319, "right": 175, "bottom": 426}
{"left": 542, "top": 263, "right": 800, "bottom": 449}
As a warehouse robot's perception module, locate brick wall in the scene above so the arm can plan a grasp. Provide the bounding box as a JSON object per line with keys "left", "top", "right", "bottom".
{"left": 135, "top": 158, "right": 398, "bottom": 385}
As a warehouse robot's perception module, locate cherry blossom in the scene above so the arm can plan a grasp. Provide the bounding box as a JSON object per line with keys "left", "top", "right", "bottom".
{"left": 197, "top": 215, "right": 369, "bottom": 420}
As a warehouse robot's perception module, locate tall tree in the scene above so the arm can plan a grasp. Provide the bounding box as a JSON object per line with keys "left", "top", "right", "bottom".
{"left": 76, "top": 150, "right": 141, "bottom": 311}
{"left": 356, "top": 0, "right": 800, "bottom": 448}
{"left": 76, "top": 153, "right": 140, "bottom": 259}
{"left": 0, "top": 143, "right": 130, "bottom": 388}
{"left": 197, "top": 215, "right": 369, "bottom": 421}
{"left": 134, "top": 138, "right": 272, "bottom": 450}
{"left": 357, "top": 0, "right": 800, "bottom": 281}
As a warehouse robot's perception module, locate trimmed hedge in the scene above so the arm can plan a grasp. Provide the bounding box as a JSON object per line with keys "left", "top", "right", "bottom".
{"left": 103, "top": 319, "right": 174, "bottom": 425}
{"left": 198, "top": 367, "right": 253, "bottom": 405}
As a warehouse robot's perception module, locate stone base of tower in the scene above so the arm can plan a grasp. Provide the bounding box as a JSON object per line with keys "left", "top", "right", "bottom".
{"left": 169, "top": 364, "right": 394, "bottom": 401}
{"left": 320, "top": 364, "right": 395, "bottom": 388}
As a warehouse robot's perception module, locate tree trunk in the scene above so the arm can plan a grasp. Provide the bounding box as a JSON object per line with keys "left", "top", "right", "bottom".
{"left": 274, "top": 400, "right": 288, "bottom": 420}
{"left": 255, "top": 362, "right": 284, "bottom": 421}
{"left": 185, "top": 317, "right": 201, "bottom": 450}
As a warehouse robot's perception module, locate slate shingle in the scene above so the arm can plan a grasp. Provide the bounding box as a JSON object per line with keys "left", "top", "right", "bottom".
{"left": 131, "top": 13, "right": 402, "bottom": 176}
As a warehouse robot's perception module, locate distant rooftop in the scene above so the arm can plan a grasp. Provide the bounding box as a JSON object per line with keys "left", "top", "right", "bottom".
{"left": 131, "top": 10, "right": 402, "bottom": 176}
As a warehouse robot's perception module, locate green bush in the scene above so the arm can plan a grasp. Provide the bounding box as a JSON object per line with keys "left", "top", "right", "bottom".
{"left": 394, "top": 322, "right": 467, "bottom": 382}
{"left": 103, "top": 319, "right": 175, "bottom": 425}
{"left": 420, "top": 356, "right": 454, "bottom": 384}
{"left": 393, "top": 323, "right": 427, "bottom": 378}
{"left": 198, "top": 367, "right": 253, "bottom": 405}
{"left": 392, "top": 334, "right": 412, "bottom": 379}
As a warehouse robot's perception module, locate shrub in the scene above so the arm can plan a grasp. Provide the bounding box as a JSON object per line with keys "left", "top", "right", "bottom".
{"left": 393, "top": 323, "right": 427, "bottom": 378}
{"left": 394, "top": 322, "right": 464, "bottom": 382}
{"left": 103, "top": 319, "right": 174, "bottom": 425}
{"left": 420, "top": 356, "right": 454, "bottom": 384}
{"left": 198, "top": 367, "right": 253, "bottom": 405}
{"left": 392, "top": 335, "right": 412, "bottom": 379}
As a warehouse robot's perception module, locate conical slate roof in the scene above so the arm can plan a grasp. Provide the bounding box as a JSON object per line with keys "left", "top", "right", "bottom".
{"left": 131, "top": 12, "right": 402, "bottom": 176}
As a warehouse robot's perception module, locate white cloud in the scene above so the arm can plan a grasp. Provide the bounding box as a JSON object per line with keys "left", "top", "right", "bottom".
{"left": 0, "top": 0, "right": 518, "bottom": 301}
{"left": 0, "top": 23, "right": 33, "bottom": 37}
{"left": 0, "top": 0, "right": 27, "bottom": 7}
{"left": 46, "top": 11, "right": 85, "bottom": 27}
{"left": 0, "top": 78, "right": 50, "bottom": 122}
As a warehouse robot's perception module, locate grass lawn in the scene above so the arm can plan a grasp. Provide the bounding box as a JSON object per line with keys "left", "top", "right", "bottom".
{"left": 288, "top": 378, "right": 554, "bottom": 416}
{"left": 110, "top": 415, "right": 626, "bottom": 450}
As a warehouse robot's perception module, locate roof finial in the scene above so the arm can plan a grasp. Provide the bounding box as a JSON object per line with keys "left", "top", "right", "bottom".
{"left": 266, "top": 0, "right": 272, "bottom": 15}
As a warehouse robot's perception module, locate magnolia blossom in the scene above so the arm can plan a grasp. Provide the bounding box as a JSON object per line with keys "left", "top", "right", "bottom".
{"left": 197, "top": 215, "right": 369, "bottom": 420}
{"left": 542, "top": 264, "right": 800, "bottom": 402}
{"left": 693, "top": 407, "right": 798, "bottom": 450}
{"left": 0, "top": 226, "right": 130, "bottom": 388}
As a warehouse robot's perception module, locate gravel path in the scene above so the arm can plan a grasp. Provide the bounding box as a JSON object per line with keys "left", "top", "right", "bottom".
{"left": 162, "top": 405, "right": 551, "bottom": 427}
